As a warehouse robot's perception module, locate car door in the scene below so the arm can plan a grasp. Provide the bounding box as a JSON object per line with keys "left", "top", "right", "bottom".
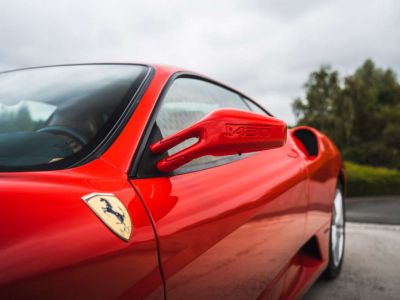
{"left": 129, "top": 77, "right": 308, "bottom": 299}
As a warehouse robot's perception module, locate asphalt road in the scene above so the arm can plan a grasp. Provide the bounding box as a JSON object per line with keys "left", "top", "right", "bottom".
{"left": 346, "top": 196, "right": 400, "bottom": 225}
{"left": 304, "top": 197, "right": 400, "bottom": 300}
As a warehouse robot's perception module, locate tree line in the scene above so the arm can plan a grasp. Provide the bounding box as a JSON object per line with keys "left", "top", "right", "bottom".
{"left": 292, "top": 59, "right": 400, "bottom": 169}
{"left": 0, "top": 104, "right": 44, "bottom": 133}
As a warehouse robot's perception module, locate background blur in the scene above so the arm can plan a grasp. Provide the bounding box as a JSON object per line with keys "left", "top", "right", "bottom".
{"left": 293, "top": 60, "right": 400, "bottom": 197}
{"left": 0, "top": 0, "right": 399, "bottom": 124}
{"left": 1, "top": 1, "right": 400, "bottom": 298}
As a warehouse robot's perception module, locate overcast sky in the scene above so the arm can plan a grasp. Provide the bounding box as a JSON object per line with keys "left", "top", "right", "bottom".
{"left": 1, "top": 0, "right": 399, "bottom": 124}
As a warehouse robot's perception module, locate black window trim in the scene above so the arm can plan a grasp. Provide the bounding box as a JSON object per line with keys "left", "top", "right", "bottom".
{"left": 129, "top": 71, "right": 273, "bottom": 178}
{"left": 241, "top": 96, "right": 271, "bottom": 116}
{"left": 0, "top": 63, "right": 155, "bottom": 172}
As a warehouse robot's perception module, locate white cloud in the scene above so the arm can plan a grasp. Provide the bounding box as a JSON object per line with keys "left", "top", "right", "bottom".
{"left": 0, "top": 0, "right": 399, "bottom": 124}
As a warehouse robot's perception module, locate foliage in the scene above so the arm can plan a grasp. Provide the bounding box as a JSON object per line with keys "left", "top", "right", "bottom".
{"left": 0, "top": 103, "right": 44, "bottom": 133}
{"left": 293, "top": 59, "right": 400, "bottom": 169}
{"left": 345, "top": 161, "right": 400, "bottom": 197}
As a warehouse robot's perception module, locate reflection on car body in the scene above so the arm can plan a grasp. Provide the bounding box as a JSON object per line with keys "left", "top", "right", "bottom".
{"left": 0, "top": 63, "right": 345, "bottom": 300}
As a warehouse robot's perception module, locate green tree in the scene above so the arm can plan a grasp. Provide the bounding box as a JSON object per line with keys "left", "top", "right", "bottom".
{"left": 292, "top": 59, "right": 400, "bottom": 169}
{"left": 292, "top": 65, "right": 345, "bottom": 148}
{"left": 0, "top": 103, "right": 43, "bottom": 133}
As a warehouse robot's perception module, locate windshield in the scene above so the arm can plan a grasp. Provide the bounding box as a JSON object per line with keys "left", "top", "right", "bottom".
{"left": 0, "top": 64, "right": 148, "bottom": 171}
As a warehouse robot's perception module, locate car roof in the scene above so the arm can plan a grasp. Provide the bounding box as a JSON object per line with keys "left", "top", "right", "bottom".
{"left": 0, "top": 62, "right": 184, "bottom": 76}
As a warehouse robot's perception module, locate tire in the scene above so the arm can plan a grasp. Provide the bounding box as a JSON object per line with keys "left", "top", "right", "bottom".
{"left": 323, "top": 183, "right": 345, "bottom": 279}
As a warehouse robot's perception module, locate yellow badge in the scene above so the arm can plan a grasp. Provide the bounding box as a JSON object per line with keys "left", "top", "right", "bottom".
{"left": 82, "top": 193, "right": 132, "bottom": 242}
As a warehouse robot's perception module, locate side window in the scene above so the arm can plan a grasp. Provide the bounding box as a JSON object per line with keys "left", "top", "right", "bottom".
{"left": 243, "top": 98, "right": 269, "bottom": 115}
{"left": 155, "top": 77, "right": 250, "bottom": 173}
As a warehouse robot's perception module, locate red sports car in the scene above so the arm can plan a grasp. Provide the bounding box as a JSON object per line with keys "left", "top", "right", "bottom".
{"left": 0, "top": 63, "right": 345, "bottom": 300}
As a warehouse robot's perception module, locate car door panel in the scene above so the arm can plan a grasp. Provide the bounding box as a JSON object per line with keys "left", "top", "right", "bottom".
{"left": 130, "top": 137, "right": 308, "bottom": 299}
{"left": 0, "top": 160, "right": 163, "bottom": 300}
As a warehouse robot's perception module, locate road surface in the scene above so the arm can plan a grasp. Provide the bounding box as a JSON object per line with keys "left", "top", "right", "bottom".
{"left": 304, "top": 197, "right": 400, "bottom": 299}
{"left": 346, "top": 196, "right": 400, "bottom": 225}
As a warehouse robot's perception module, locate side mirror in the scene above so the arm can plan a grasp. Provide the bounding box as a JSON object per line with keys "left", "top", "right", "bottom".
{"left": 150, "top": 108, "right": 287, "bottom": 172}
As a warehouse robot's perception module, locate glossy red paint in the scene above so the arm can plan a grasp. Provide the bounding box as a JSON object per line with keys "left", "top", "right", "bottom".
{"left": 0, "top": 64, "right": 344, "bottom": 300}
{"left": 150, "top": 108, "right": 287, "bottom": 172}
{"left": 131, "top": 136, "right": 309, "bottom": 299}
{"left": 0, "top": 159, "right": 163, "bottom": 299}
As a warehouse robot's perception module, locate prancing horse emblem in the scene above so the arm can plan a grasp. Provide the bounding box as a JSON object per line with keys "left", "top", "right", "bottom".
{"left": 100, "top": 198, "right": 127, "bottom": 231}
{"left": 82, "top": 193, "right": 132, "bottom": 241}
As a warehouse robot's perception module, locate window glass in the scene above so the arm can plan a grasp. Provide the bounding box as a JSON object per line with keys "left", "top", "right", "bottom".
{"left": 243, "top": 98, "right": 268, "bottom": 115}
{"left": 157, "top": 78, "right": 248, "bottom": 137}
{"left": 0, "top": 64, "right": 147, "bottom": 170}
{"left": 155, "top": 77, "right": 250, "bottom": 172}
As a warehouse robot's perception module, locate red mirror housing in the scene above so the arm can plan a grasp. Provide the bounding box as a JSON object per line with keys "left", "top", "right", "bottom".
{"left": 150, "top": 108, "right": 287, "bottom": 172}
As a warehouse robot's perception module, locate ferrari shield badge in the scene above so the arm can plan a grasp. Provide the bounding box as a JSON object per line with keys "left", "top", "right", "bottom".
{"left": 82, "top": 193, "right": 132, "bottom": 241}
